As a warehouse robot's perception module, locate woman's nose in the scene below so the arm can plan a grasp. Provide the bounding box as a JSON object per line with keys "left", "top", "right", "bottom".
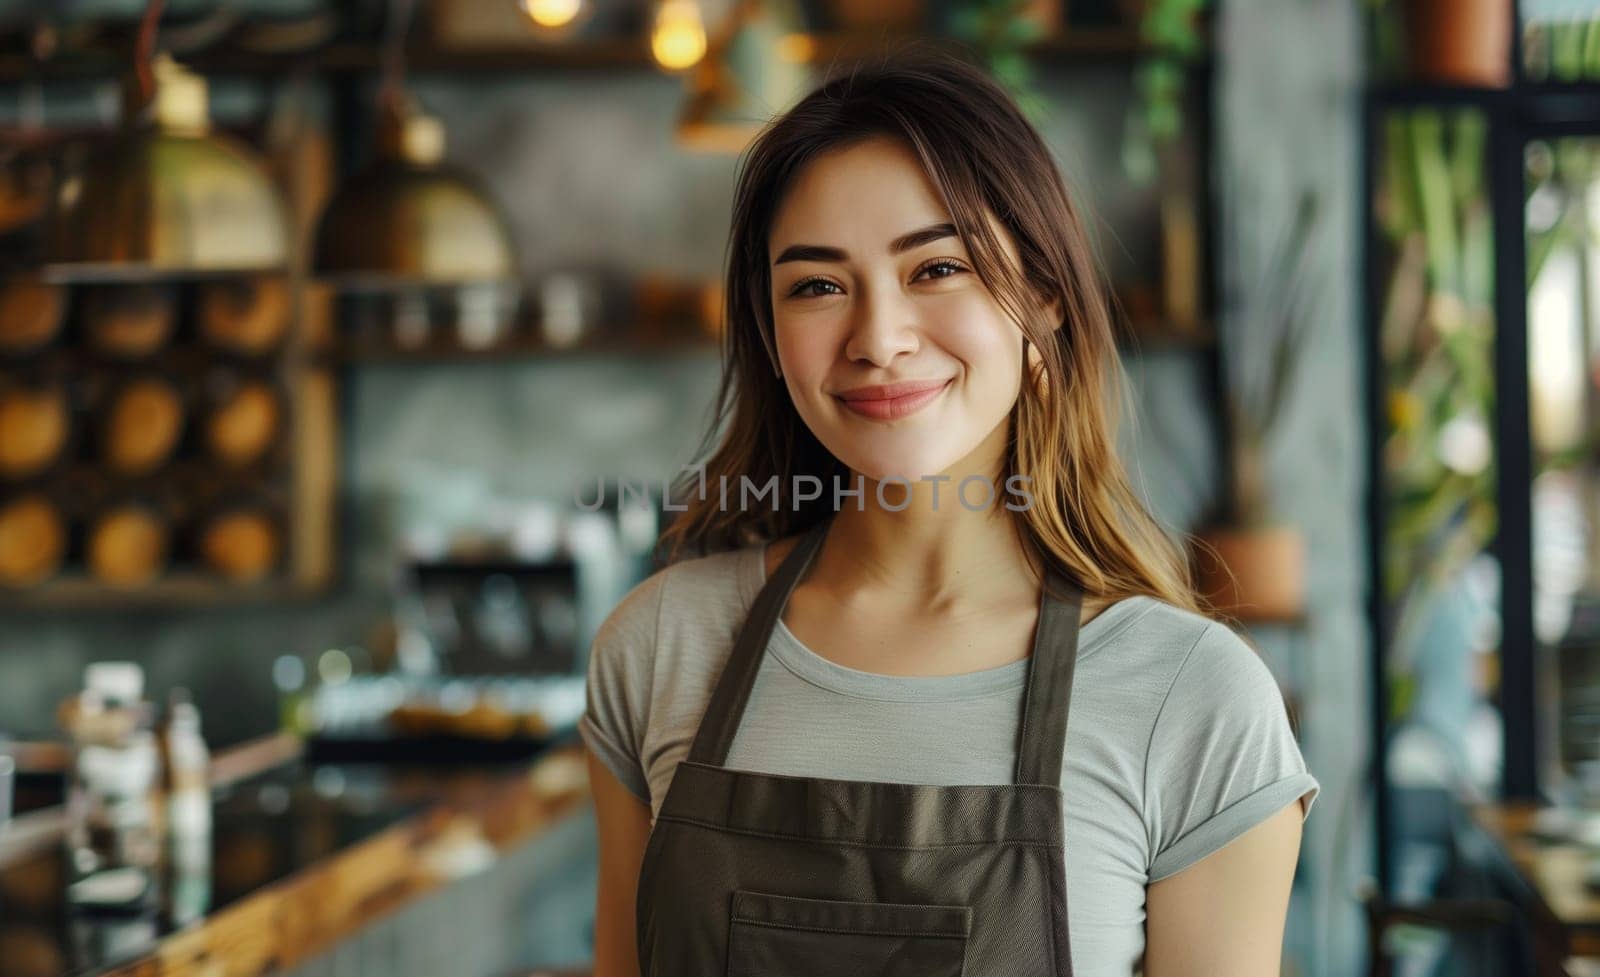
{"left": 842, "top": 282, "right": 919, "bottom": 366}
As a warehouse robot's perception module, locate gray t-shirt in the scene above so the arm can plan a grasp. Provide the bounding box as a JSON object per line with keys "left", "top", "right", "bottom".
{"left": 580, "top": 543, "right": 1320, "bottom": 976}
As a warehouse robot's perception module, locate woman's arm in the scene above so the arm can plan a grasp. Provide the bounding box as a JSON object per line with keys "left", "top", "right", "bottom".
{"left": 588, "top": 749, "right": 653, "bottom": 977}
{"left": 1143, "top": 799, "right": 1306, "bottom": 977}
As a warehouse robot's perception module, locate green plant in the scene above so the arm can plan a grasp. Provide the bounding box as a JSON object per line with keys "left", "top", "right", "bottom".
{"left": 943, "top": 0, "right": 1207, "bottom": 179}
{"left": 943, "top": 0, "right": 1050, "bottom": 124}
{"left": 1376, "top": 109, "right": 1497, "bottom": 722}
{"left": 1377, "top": 115, "right": 1600, "bottom": 727}
{"left": 1216, "top": 186, "right": 1323, "bottom": 529}
{"left": 1135, "top": 0, "right": 1208, "bottom": 139}
{"left": 1123, "top": 0, "right": 1208, "bottom": 185}
{"left": 1526, "top": 11, "right": 1600, "bottom": 81}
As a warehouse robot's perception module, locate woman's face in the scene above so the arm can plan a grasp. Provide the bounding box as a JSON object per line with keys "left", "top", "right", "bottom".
{"left": 767, "top": 136, "right": 1045, "bottom": 487}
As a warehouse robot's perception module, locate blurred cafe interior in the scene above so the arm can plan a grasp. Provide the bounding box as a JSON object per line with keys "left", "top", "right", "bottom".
{"left": 5, "top": 1, "right": 1600, "bottom": 976}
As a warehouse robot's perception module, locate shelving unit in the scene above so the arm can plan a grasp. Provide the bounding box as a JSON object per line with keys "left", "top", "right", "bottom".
{"left": 0, "top": 274, "right": 339, "bottom": 610}
{"left": 0, "top": 572, "right": 328, "bottom": 611}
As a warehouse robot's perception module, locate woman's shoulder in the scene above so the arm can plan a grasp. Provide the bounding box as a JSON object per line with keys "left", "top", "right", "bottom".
{"left": 1081, "top": 596, "right": 1265, "bottom": 698}
{"left": 598, "top": 543, "right": 761, "bottom": 640}
{"left": 1081, "top": 599, "right": 1301, "bottom": 797}
{"left": 1111, "top": 600, "right": 1291, "bottom": 733}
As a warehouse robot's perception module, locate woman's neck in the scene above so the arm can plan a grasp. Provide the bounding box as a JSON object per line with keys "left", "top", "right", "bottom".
{"left": 811, "top": 505, "right": 1037, "bottom": 616}
{"left": 766, "top": 505, "right": 1115, "bottom": 627}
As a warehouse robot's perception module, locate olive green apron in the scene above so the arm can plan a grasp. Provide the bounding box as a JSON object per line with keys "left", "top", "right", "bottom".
{"left": 636, "top": 511, "right": 1083, "bottom": 976}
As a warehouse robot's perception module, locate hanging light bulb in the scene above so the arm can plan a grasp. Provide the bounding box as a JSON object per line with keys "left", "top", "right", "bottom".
{"left": 519, "top": 0, "right": 583, "bottom": 30}
{"left": 652, "top": 0, "right": 708, "bottom": 71}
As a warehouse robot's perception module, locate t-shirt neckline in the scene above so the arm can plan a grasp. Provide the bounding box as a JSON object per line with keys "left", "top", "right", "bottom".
{"left": 739, "top": 543, "right": 1157, "bottom": 702}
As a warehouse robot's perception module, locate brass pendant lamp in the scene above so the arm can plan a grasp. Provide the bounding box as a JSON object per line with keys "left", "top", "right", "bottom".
{"left": 311, "top": 0, "right": 517, "bottom": 290}
{"left": 310, "top": 98, "right": 517, "bottom": 290}
{"left": 40, "top": 1, "right": 291, "bottom": 282}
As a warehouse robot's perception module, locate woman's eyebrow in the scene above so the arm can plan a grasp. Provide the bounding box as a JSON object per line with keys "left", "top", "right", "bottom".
{"left": 771, "top": 222, "right": 958, "bottom": 266}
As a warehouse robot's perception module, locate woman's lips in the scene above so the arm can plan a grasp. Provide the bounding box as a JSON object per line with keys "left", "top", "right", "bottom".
{"left": 835, "top": 379, "right": 953, "bottom": 421}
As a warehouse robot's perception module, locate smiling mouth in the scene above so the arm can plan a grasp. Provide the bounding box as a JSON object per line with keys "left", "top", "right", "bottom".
{"left": 835, "top": 379, "right": 953, "bottom": 421}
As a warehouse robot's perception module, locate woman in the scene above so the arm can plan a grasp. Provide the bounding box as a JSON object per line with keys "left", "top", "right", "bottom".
{"left": 580, "top": 50, "right": 1319, "bottom": 977}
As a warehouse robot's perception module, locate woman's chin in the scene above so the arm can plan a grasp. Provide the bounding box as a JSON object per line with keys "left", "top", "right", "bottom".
{"left": 835, "top": 454, "right": 968, "bottom": 491}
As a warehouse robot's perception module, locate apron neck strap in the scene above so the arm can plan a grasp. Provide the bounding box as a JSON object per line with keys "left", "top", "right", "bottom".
{"left": 687, "top": 511, "right": 1085, "bottom": 791}
{"left": 687, "top": 513, "right": 832, "bottom": 767}
{"left": 1014, "top": 563, "right": 1083, "bottom": 787}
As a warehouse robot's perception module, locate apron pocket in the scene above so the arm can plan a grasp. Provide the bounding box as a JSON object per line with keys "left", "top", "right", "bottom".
{"left": 727, "top": 888, "right": 971, "bottom": 977}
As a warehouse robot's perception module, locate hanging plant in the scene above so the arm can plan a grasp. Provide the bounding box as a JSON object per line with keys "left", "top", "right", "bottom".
{"left": 942, "top": 0, "right": 1052, "bottom": 124}
{"left": 1122, "top": 0, "right": 1208, "bottom": 186}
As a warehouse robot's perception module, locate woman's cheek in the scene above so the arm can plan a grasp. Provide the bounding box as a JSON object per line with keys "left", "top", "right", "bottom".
{"left": 773, "top": 319, "right": 841, "bottom": 405}
{"left": 925, "top": 298, "right": 1020, "bottom": 372}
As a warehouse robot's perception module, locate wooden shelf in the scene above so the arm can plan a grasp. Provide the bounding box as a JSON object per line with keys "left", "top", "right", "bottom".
{"left": 1118, "top": 319, "right": 1215, "bottom": 353}
{"left": 1366, "top": 81, "right": 1511, "bottom": 109}
{"left": 802, "top": 28, "right": 1202, "bottom": 66}
{"left": 0, "top": 27, "right": 1207, "bottom": 84}
{"left": 326, "top": 329, "right": 721, "bottom": 365}
{"left": 0, "top": 37, "right": 651, "bottom": 82}
{"left": 0, "top": 571, "right": 331, "bottom": 611}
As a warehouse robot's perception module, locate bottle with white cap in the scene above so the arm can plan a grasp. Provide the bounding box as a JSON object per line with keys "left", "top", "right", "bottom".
{"left": 162, "top": 687, "right": 212, "bottom": 926}
{"left": 62, "top": 661, "right": 163, "bottom": 914}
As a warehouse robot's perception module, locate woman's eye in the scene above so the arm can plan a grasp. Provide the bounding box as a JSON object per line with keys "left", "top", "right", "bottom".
{"left": 786, "top": 261, "right": 966, "bottom": 299}
{"left": 788, "top": 277, "right": 841, "bottom": 298}
{"left": 917, "top": 260, "right": 967, "bottom": 281}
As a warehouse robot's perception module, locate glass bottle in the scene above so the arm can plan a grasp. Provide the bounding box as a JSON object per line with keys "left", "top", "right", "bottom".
{"left": 62, "top": 662, "right": 162, "bottom": 915}
{"left": 162, "top": 687, "right": 212, "bottom": 926}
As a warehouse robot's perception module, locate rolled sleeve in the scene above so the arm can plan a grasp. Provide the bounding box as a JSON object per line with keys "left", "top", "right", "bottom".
{"left": 1144, "top": 622, "right": 1321, "bottom": 882}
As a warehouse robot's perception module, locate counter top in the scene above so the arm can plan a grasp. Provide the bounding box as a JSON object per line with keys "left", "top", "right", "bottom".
{"left": 1465, "top": 800, "right": 1600, "bottom": 975}
{"left": 0, "top": 733, "right": 591, "bottom": 977}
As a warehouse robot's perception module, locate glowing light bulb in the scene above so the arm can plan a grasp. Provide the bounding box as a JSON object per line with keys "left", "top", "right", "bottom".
{"left": 652, "top": 0, "right": 707, "bottom": 71}
{"left": 775, "top": 32, "right": 812, "bottom": 63}
{"left": 520, "top": 0, "right": 582, "bottom": 29}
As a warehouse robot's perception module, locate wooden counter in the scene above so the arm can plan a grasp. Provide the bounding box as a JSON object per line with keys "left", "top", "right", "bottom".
{"left": 1467, "top": 801, "right": 1600, "bottom": 974}
{"left": 0, "top": 734, "right": 593, "bottom": 977}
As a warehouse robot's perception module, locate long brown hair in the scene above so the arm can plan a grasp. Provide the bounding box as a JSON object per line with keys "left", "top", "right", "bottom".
{"left": 656, "top": 47, "right": 1205, "bottom": 616}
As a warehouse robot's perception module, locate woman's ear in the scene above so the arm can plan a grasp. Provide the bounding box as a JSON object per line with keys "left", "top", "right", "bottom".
{"left": 1045, "top": 294, "right": 1065, "bottom": 331}
{"left": 1023, "top": 335, "right": 1045, "bottom": 396}
{"left": 1026, "top": 283, "right": 1065, "bottom": 334}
